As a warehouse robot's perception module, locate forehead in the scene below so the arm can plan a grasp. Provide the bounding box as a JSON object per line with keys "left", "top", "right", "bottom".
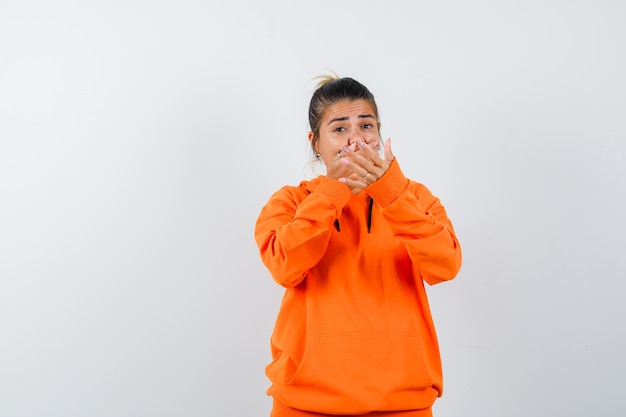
{"left": 322, "top": 99, "right": 377, "bottom": 122}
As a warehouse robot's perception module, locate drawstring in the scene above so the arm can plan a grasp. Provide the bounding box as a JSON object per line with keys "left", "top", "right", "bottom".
{"left": 333, "top": 197, "right": 374, "bottom": 233}
{"left": 367, "top": 196, "right": 373, "bottom": 233}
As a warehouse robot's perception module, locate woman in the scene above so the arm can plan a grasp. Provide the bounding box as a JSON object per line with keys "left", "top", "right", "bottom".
{"left": 254, "top": 75, "right": 462, "bottom": 417}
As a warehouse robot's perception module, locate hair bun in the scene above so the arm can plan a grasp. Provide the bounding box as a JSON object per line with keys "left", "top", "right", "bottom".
{"left": 312, "top": 70, "right": 340, "bottom": 89}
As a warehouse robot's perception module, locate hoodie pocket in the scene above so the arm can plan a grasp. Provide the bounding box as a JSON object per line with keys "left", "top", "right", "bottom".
{"left": 287, "top": 332, "right": 434, "bottom": 396}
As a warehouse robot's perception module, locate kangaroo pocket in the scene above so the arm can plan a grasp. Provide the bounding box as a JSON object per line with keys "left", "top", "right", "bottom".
{"left": 286, "top": 332, "right": 434, "bottom": 408}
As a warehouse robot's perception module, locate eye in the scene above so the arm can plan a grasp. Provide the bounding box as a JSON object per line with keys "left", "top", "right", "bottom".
{"left": 333, "top": 126, "right": 346, "bottom": 132}
{"left": 362, "top": 123, "right": 373, "bottom": 129}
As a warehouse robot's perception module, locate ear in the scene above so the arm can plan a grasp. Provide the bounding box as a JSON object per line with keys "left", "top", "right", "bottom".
{"left": 307, "top": 131, "right": 317, "bottom": 153}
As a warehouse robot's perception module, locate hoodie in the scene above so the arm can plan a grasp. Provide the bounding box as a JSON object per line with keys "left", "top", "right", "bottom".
{"left": 254, "top": 159, "right": 462, "bottom": 415}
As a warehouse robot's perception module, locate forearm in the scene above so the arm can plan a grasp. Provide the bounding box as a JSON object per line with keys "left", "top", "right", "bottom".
{"left": 255, "top": 178, "right": 351, "bottom": 287}
{"left": 368, "top": 160, "right": 462, "bottom": 284}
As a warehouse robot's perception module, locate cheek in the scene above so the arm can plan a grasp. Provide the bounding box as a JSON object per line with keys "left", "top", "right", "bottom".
{"left": 365, "top": 132, "right": 380, "bottom": 142}
{"left": 369, "top": 126, "right": 381, "bottom": 136}
{"left": 319, "top": 135, "right": 342, "bottom": 151}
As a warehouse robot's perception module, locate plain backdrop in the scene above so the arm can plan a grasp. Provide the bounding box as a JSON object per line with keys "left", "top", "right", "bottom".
{"left": 1, "top": 1, "right": 625, "bottom": 416}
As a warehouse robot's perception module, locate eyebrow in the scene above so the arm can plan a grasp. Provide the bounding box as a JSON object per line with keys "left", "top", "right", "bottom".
{"left": 327, "top": 114, "right": 376, "bottom": 125}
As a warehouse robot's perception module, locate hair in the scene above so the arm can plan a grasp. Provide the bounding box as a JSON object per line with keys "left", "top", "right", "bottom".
{"left": 308, "top": 73, "right": 379, "bottom": 157}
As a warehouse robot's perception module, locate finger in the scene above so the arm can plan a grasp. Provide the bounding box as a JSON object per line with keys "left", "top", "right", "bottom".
{"left": 340, "top": 154, "right": 372, "bottom": 179}
{"left": 350, "top": 145, "right": 385, "bottom": 177}
{"left": 384, "top": 137, "right": 394, "bottom": 163}
{"left": 338, "top": 177, "right": 366, "bottom": 194}
{"left": 343, "top": 161, "right": 373, "bottom": 186}
{"left": 337, "top": 146, "right": 352, "bottom": 159}
{"left": 362, "top": 140, "right": 389, "bottom": 167}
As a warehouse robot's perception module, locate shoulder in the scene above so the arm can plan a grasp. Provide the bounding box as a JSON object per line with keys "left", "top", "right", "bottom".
{"left": 407, "top": 180, "right": 434, "bottom": 196}
{"left": 266, "top": 177, "right": 320, "bottom": 204}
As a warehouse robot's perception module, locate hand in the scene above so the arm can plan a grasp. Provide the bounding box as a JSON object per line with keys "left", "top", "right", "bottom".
{"left": 325, "top": 147, "right": 359, "bottom": 182}
{"left": 338, "top": 138, "right": 394, "bottom": 194}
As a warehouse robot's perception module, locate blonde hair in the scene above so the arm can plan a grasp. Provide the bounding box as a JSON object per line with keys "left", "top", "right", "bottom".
{"left": 311, "top": 70, "right": 340, "bottom": 89}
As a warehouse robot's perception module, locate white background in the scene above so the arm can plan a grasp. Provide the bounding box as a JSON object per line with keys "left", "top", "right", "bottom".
{"left": 1, "top": 1, "right": 625, "bottom": 416}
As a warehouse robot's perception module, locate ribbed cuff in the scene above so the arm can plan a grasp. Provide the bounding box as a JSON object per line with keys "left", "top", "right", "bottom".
{"left": 366, "top": 159, "right": 410, "bottom": 208}
{"left": 314, "top": 176, "right": 352, "bottom": 208}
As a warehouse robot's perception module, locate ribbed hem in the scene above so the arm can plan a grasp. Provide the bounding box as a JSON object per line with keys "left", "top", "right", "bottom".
{"left": 271, "top": 399, "right": 433, "bottom": 417}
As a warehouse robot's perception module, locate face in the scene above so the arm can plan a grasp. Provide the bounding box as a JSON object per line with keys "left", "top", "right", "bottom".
{"left": 309, "top": 99, "right": 381, "bottom": 165}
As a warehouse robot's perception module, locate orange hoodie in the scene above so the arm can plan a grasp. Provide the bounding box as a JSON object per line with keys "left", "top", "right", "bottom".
{"left": 255, "top": 159, "right": 462, "bottom": 415}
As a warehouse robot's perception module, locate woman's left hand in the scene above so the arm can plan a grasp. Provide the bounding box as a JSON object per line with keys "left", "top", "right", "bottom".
{"left": 339, "top": 138, "right": 394, "bottom": 193}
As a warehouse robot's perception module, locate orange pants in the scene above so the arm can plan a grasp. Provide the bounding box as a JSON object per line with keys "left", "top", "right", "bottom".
{"left": 271, "top": 399, "right": 433, "bottom": 417}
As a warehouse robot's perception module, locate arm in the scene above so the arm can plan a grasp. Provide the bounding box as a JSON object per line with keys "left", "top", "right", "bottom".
{"left": 367, "top": 160, "right": 462, "bottom": 285}
{"left": 254, "top": 178, "right": 352, "bottom": 287}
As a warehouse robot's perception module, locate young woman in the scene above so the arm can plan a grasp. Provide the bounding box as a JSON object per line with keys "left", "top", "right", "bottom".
{"left": 255, "top": 75, "right": 462, "bottom": 417}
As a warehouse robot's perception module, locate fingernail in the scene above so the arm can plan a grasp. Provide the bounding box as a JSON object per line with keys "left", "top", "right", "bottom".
{"left": 341, "top": 158, "right": 349, "bottom": 165}
{"left": 358, "top": 141, "right": 365, "bottom": 148}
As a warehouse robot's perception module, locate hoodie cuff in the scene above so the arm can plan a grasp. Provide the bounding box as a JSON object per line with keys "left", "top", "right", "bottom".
{"left": 315, "top": 177, "right": 352, "bottom": 208}
{"left": 366, "top": 159, "right": 410, "bottom": 208}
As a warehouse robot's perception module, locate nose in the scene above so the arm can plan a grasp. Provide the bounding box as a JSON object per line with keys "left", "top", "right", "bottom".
{"left": 348, "top": 134, "right": 363, "bottom": 145}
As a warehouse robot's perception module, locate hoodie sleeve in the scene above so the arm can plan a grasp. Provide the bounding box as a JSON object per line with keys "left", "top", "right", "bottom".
{"left": 366, "top": 159, "right": 462, "bottom": 285}
{"left": 255, "top": 177, "right": 352, "bottom": 288}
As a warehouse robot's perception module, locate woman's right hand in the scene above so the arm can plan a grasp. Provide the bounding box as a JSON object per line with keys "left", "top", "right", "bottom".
{"left": 325, "top": 145, "right": 357, "bottom": 182}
